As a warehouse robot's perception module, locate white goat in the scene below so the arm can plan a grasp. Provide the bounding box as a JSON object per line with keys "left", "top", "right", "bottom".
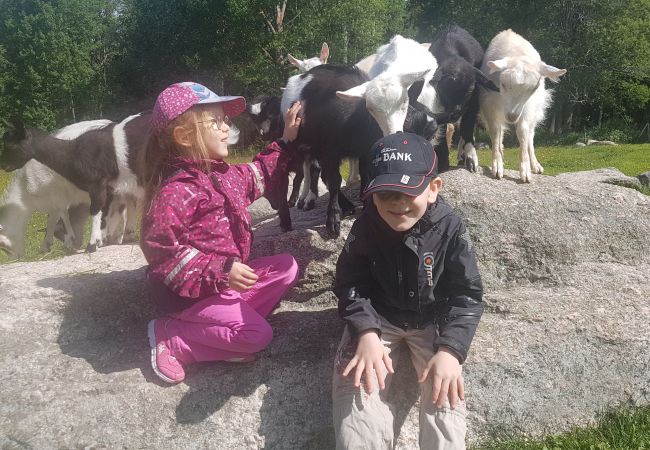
{"left": 0, "top": 120, "right": 111, "bottom": 258}
{"left": 336, "top": 35, "right": 437, "bottom": 136}
{"left": 334, "top": 36, "right": 437, "bottom": 189}
{"left": 480, "top": 29, "right": 566, "bottom": 182}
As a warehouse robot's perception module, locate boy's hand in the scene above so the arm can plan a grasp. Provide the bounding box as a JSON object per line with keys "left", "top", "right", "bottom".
{"left": 282, "top": 101, "right": 302, "bottom": 143}
{"left": 342, "top": 330, "right": 394, "bottom": 393}
{"left": 418, "top": 348, "right": 464, "bottom": 409}
{"left": 228, "top": 262, "right": 258, "bottom": 292}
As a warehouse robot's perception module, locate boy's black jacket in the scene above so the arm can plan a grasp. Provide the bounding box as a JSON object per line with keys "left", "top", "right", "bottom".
{"left": 334, "top": 196, "right": 484, "bottom": 363}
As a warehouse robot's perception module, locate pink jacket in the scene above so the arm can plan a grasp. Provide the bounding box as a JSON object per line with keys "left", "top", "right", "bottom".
{"left": 141, "top": 141, "right": 288, "bottom": 300}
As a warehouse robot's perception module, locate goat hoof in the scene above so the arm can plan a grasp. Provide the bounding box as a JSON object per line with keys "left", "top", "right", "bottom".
{"left": 287, "top": 200, "right": 297, "bottom": 208}
{"left": 297, "top": 199, "right": 305, "bottom": 210}
{"left": 86, "top": 243, "right": 97, "bottom": 253}
{"left": 326, "top": 220, "right": 341, "bottom": 237}
{"left": 457, "top": 156, "right": 466, "bottom": 167}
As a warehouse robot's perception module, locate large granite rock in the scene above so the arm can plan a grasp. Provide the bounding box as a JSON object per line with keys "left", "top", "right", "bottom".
{"left": 1, "top": 168, "right": 649, "bottom": 449}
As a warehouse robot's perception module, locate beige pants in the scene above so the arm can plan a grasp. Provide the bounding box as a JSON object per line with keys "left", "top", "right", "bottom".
{"left": 332, "top": 319, "right": 467, "bottom": 450}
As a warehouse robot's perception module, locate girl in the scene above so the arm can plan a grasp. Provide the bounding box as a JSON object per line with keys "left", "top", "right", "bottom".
{"left": 139, "top": 81, "right": 301, "bottom": 384}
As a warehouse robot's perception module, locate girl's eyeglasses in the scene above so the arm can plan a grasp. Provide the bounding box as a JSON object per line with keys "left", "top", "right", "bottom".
{"left": 200, "top": 115, "right": 231, "bottom": 130}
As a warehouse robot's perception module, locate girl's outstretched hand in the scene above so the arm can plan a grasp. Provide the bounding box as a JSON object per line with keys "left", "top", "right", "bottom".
{"left": 342, "top": 329, "right": 394, "bottom": 393}
{"left": 282, "top": 101, "right": 302, "bottom": 143}
{"left": 228, "top": 261, "right": 258, "bottom": 292}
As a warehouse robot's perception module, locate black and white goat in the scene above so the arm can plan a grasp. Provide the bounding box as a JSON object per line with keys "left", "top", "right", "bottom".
{"left": 0, "top": 120, "right": 112, "bottom": 258}
{"left": 0, "top": 113, "right": 149, "bottom": 251}
{"left": 245, "top": 95, "right": 313, "bottom": 231}
{"left": 426, "top": 25, "right": 500, "bottom": 172}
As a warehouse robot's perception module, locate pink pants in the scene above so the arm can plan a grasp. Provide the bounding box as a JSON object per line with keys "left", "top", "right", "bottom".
{"left": 152, "top": 254, "right": 298, "bottom": 364}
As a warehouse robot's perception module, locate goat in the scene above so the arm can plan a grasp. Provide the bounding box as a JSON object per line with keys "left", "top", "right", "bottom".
{"left": 245, "top": 95, "right": 311, "bottom": 231}
{"left": 0, "top": 120, "right": 112, "bottom": 258}
{"left": 0, "top": 113, "right": 149, "bottom": 251}
{"left": 480, "top": 29, "right": 566, "bottom": 182}
{"left": 288, "top": 64, "right": 436, "bottom": 236}
{"left": 336, "top": 35, "right": 438, "bottom": 136}
{"left": 270, "top": 44, "right": 334, "bottom": 219}
{"left": 288, "top": 42, "right": 329, "bottom": 72}
{"left": 425, "top": 25, "right": 499, "bottom": 172}
{"left": 246, "top": 95, "right": 283, "bottom": 141}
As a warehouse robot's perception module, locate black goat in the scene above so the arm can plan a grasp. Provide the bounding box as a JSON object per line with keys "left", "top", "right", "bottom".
{"left": 290, "top": 64, "right": 438, "bottom": 236}
{"left": 427, "top": 25, "right": 499, "bottom": 172}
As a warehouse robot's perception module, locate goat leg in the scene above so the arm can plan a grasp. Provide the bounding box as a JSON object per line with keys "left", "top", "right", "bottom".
{"left": 287, "top": 164, "right": 304, "bottom": 208}
{"left": 432, "top": 125, "right": 450, "bottom": 172}
{"left": 86, "top": 181, "right": 108, "bottom": 252}
{"left": 322, "top": 159, "right": 343, "bottom": 237}
{"left": 304, "top": 160, "right": 320, "bottom": 211}
{"left": 458, "top": 93, "right": 480, "bottom": 172}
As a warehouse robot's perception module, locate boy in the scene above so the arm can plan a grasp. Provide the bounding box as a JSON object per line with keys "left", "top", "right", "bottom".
{"left": 332, "top": 132, "right": 484, "bottom": 450}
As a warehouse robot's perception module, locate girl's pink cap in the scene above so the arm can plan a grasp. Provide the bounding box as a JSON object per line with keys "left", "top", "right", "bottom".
{"left": 151, "top": 82, "right": 246, "bottom": 132}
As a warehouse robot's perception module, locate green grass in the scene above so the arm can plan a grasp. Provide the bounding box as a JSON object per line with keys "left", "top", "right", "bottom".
{"left": 471, "top": 144, "right": 650, "bottom": 177}
{"left": 477, "top": 405, "right": 650, "bottom": 449}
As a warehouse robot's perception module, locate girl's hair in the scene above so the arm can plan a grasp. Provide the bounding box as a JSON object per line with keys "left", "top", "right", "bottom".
{"left": 138, "top": 105, "right": 220, "bottom": 215}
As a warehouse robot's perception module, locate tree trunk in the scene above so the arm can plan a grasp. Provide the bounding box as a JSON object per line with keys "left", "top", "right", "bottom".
{"left": 70, "top": 95, "right": 76, "bottom": 123}
{"left": 342, "top": 29, "right": 349, "bottom": 65}
{"left": 598, "top": 105, "right": 603, "bottom": 128}
{"left": 550, "top": 111, "right": 556, "bottom": 134}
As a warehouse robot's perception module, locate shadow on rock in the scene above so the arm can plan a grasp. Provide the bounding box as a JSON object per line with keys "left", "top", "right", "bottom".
{"left": 38, "top": 268, "right": 153, "bottom": 375}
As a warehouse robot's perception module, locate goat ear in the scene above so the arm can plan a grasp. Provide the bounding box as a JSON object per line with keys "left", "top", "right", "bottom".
{"left": 539, "top": 63, "right": 566, "bottom": 82}
{"left": 288, "top": 54, "right": 301, "bottom": 67}
{"left": 354, "top": 53, "right": 376, "bottom": 75}
{"left": 474, "top": 68, "right": 500, "bottom": 92}
{"left": 320, "top": 43, "right": 329, "bottom": 63}
{"left": 336, "top": 82, "right": 369, "bottom": 101}
{"left": 4, "top": 117, "right": 26, "bottom": 137}
{"left": 486, "top": 59, "right": 508, "bottom": 74}
{"left": 420, "top": 42, "right": 432, "bottom": 51}
{"left": 399, "top": 70, "right": 430, "bottom": 88}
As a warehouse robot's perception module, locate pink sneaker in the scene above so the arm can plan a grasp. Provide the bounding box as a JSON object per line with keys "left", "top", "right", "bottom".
{"left": 148, "top": 319, "right": 185, "bottom": 384}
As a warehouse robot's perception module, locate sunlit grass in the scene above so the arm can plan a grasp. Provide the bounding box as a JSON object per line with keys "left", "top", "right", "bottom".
{"left": 476, "top": 405, "right": 650, "bottom": 449}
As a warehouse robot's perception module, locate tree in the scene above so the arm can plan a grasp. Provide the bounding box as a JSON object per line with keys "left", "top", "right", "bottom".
{"left": 0, "top": 0, "right": 124, "bottom": 128}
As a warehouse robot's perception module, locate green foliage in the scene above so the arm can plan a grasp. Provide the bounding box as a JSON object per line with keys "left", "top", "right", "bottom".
{"left": 476, "top": 405, "right": 650, "bottom": 450}
{"left": 0, "top": 0, "right": 123, "bottom": 127}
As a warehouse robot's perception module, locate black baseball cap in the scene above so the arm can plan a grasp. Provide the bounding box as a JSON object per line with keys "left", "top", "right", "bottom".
{"left": 363, "top": 132, "right": 438, "bottom": 198}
